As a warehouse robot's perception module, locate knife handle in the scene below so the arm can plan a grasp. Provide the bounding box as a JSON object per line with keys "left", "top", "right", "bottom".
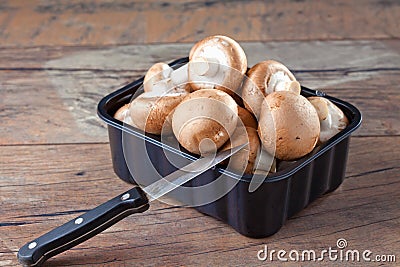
{"left": 17, "top": 186, "right": 149, "bottom": 267}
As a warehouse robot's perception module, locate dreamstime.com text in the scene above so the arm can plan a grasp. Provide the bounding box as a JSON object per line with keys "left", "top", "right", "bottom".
{"left": 257, "top": 238, "right": 396, "bottom": 263}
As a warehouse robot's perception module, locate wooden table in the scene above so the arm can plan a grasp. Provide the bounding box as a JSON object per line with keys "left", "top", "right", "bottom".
{"left": 1, "top": 1, "right": 399, "bottom": 266}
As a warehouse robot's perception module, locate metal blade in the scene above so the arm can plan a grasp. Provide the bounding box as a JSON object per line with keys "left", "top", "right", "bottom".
{"left": 143, "top": 143, "right": 247, "bottom": 201}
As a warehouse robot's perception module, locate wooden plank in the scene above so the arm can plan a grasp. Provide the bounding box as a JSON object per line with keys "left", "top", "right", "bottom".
{"left": 2, "top": 1, "right": 398, "bottom": 266}
{"left": 0, "top": 68, "right": 144, "bottom": 145}
{"left": 1, "top": 41, "right": 400, "bottom": 144}
{"left": 1, "top": 70, "right": 399, "bottom": 144}
{"left": 1, "top": 40, "right": 400, "bottom": 70}
{"left": 0, "top": 137, "right": 399, "bottom": 266}
{"left": 0, "top": 0, "right": 399, "bottom": 47}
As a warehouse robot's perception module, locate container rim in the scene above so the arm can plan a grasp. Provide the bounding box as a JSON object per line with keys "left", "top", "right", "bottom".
{"left": 97, "top": 57, "right": 362, "bottom": 184}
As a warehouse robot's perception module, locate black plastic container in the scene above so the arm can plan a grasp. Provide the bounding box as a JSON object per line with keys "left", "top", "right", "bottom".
{"left": 97, "top": 58, "right": 362, "bottom": 238}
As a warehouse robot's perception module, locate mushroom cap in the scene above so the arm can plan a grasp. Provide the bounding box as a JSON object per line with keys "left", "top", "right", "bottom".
{"left": 188, "top": 35, "right": 247, "bottom": 94}
{"left": 308, "top": 96, "right": 349, "bottom": 144}
{"left": 221, "top": 126, "right": 260, "bottom": 174}
{"left": 143, "top": 62, "right": 173, "bottom": 92}
{"left": 308, "top": 96, "right": 329, "bottom": 121}
{"left": 241, "top": 60, "right": 299, "bottom": 117}
{"left": 129, "top": 91, "right": 187, "bottom": 135}
{"left": 237, "top": 106, "right": 258, "bottom": 129}
{"left": 258, "top": 91, "right": 320, "bottom": 160}
{"left": 114, "top": 103, "right": 135, "bottom": 126}
{"left": 114, "top": 103, "right": 130, "bottom": 121}
{"left": 172, "top": 89, "right": 238, "bottom": 155}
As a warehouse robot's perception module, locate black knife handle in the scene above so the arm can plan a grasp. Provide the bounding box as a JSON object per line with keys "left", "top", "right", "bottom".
{"left": 17, "top": 186, "right": 149, "bottom": 267}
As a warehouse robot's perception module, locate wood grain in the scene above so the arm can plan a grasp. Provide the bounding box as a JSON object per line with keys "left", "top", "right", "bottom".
{"left": 1, "top": 2, "right": 399, "bottom": 265}
{"left": 1, "top": 40, "right": 400, "bottom": 70}
{"left": 1, "top": 40, "right": 399, "bottom": 145}
{"left": 0, "top": 0, "right": 399, "bottom": 47}
{"left": 0, "top": 137, "right": 398, "bottom": 266}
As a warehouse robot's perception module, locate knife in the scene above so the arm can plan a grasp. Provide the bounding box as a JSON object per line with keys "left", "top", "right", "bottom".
{"left": 17, "top": 143, "right": 247, "bottom": 267}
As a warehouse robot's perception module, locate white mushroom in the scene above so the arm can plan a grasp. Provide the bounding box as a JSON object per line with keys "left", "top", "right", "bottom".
{"left": 308, "top": 97, "right": 349, "bottom": 144}
{"left": 172, "top": 89, "right": 238, "bottom": 155}
{"left": 188, "top": 35, "right": 247, "bottom": 95}
{"left": 258, "top": 91, "right": 320, "bottom": 160}
{"left": 143, "top": 62, "right": 190, "bottom": 94}
{"left": 241, "top": 60, "right": 300, "bottom": 117}
{"left": 129, "top": 91, "right": 187, "bottom": 135}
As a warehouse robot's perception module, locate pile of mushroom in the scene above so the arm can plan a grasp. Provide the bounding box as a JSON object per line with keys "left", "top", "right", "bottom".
{"left": 113, "top": 35, "right": 349, "bottom": 175}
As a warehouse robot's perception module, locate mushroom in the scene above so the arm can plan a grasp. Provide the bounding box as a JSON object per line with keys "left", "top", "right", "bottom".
{"left": 258, "top": 91, "right": 320, "bottom": 160}
{"left": 143, "top": 62, "right": 172, "bottom": 91}
{"left": 188, "top": 35, "right": 247, "bottom": 95}
{"left": 221, "top": 127, "right": 276, "bottom": 175}
{"left": 114, "top": 103, "right": 130, "bottom": 121}
{"left": 172, "top": 89, "right": 238, "bottom": 155}
{"left": 308, "top": 96, "right": 349, "bottom": 144}
{"left": 129, "top": 91, "right": 187, "bottom": 135}
{"left": 143, "top": 62, "right": 190, "bottom": 94}
{"left": 241, "top": 60, "right": 300, "bottom": 117}
{"left": 113, "top": 104, "right": 135, "bottom": 126}
{"left": 237, "top": 106, "right": 257, "bottom": 129}
{"left": 220, "top": 126, "right": 260, "bottom": 174}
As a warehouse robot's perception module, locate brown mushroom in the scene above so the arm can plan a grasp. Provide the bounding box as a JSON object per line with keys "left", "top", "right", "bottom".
{"left": 188, "top": 35, "right": 247, "bottom": 95}
{"left": 241, "top": 60, "right": 300, "bottom": 117}
{"left": 221, "top": 126, "right": 276, "bottom": 175}
{"left": 258, "top": 91, "right": 320, "bottom": 160}
{"left": 237, "top": 106, "right": 257, "bottom": 129}
{"left": 129, "top": 91, "right": 187, "bottom": 135}
{"left": 143, "top": 63, "right": 172, "bottom": 91}
{"left": 113, "top": 104, "right": 136, "bottom": 126}
{"left": 114, "top": 103, "right": 130, "bottom": 121}
{"left": 143, "top": 62, "right": 190, "bottom": 94}
{"left": 308, "top": 96, "right": 349, "bottom": 144}
{"left": 220, "top": 126, "right": 260, "bottom": 174}
{"left": 172, "top": 89, "right": 238, "bottom": 155}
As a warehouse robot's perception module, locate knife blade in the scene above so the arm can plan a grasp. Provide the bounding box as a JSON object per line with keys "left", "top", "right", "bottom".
{"left": 17, "top": 143, "right": 247, "bottom": 267}
{"left": 143, "top": 142, "right": 248, "bottom": 201}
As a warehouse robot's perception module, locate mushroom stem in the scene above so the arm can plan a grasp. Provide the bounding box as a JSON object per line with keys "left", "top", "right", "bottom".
{"left": 265, "top": 71, "right": 300, "bottom": 94}
{"left": 161, "top": 66, "right": 173, "bottom": 79}
{"left": 170, "top": 63, "right": 189, "bottom": 86}
{"left": 151, "top": 63, "right": 190, "bottom": 94}
{"left": 190, "top": 57, "right": 220, "bottom": 77}
{"left": 151, "top": 78, "right": 174, "bottom": 95}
